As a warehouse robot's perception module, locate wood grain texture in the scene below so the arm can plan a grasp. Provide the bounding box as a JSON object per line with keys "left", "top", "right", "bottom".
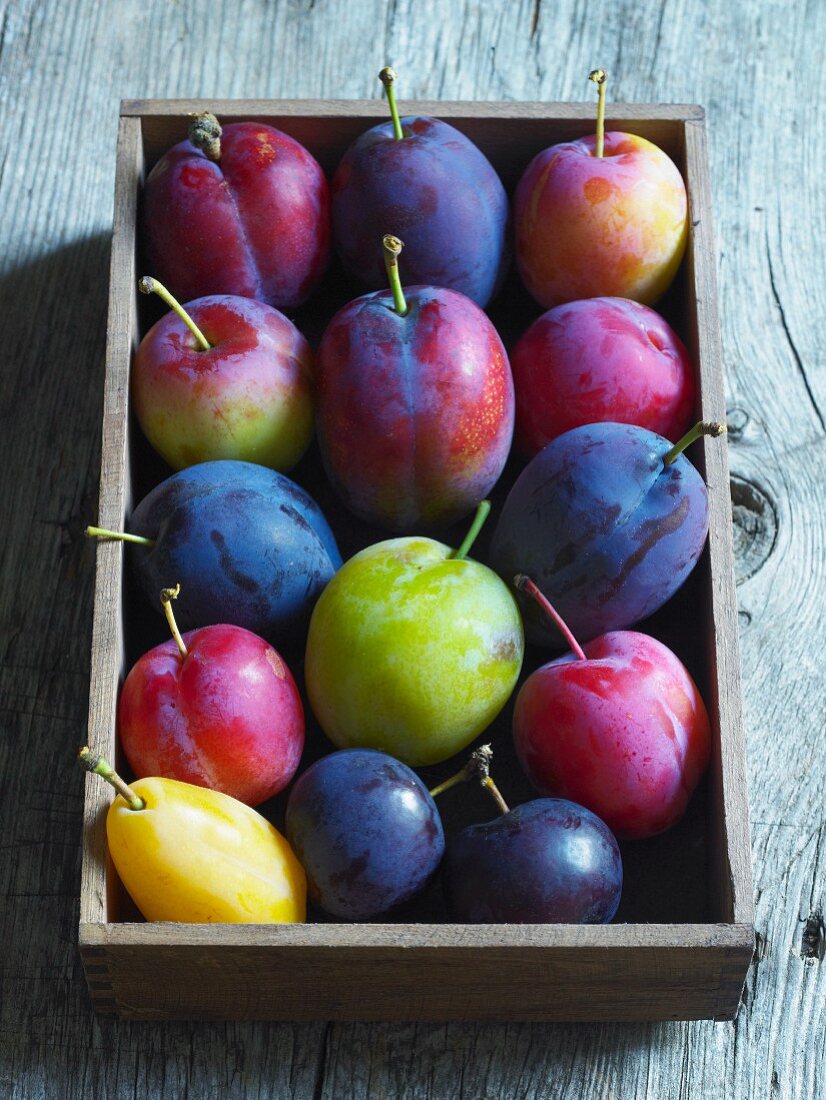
{"left": 0, "top": 0, "right": 822, "bottom": 1096}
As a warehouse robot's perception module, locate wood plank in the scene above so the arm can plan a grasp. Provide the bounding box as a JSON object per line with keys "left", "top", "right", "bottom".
{"left": 0, "top": 0, "right": 822, "bottom": 1094}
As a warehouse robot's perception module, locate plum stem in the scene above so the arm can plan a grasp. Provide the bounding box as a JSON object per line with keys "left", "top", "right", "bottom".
{"left": 429, "top": 744, "right": 511, "bottom": 814}
{"left": 85, "top": 526, "right": 155, "bottom": 547}
{"left": 188, "top": 111, "right": 222, "bottom": 161}
{"left": 662, "top": 420, "right": 727, "bottom": 466}
{"left": 450, "top": 500, "right": 492, "bottom": 561}
{"left": 78, "top": 747, "right": 145, "bottom": 811}
{"left": 513, "top": 574, "right": 588, "bottom": 661}
{"left": 589, "top": 69, "right": 607, "bottom": 158}
{"left": 139, "top": 277, "right": 211, "bottom": 351}
{"left": 379, "top": 67, "right": 404, "bottom": 141}
{"left": 160, "top": 584, "right": 188, "bottom": 660}
{"left": 382, "top": 235, "right": 408, "bottom": 316}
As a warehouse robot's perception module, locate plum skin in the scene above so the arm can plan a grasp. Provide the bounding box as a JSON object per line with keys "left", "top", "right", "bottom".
{"left": 515, "top": 132, "right": 687, "bottom": 308}
{"left": 304, "top": 536, "right": 524, "bottom": 768}
{"left": 512, "top": 631, "right": 712, "bottom": 839}
{"left": 511, "top": 296, "right": 696, "bottom": 456}
{"left": 284, "top": 749, "right": 445, "bottom": 920}
{"left": 129, "top": 460, "right": 342, "bottom": 644}
{"left": 332, "top": 116, "right": 510, "bottom": 308}
{"left": 119, "top": 625, "right": 304, "bottom": 807}
{"left": 132, "top": 295, "right": 314, "bottom": 472}
{"left": 444, "top": 798, "right": 622, "bottom": 923}
{"left": 316, "top": 285, "right": 514, "bottom": 532}
{"left": 489, "top": 422, "right": 709, "bottom": 645}
{"left": 143, "top": 121, "right": 330, "bottom": 310}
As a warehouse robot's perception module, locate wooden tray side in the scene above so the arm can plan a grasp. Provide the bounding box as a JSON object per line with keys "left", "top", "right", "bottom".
{"left": 79, "top": 922, "right": 755, "bottom": 1022}
{"left": 683, "top": 119, "right": 754, "bottom": 930}
{"left": 79, "top": 101, "right": 754, "bottom": 1022}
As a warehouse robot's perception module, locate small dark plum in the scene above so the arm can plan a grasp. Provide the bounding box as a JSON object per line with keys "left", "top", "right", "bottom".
{"left": 285, "top": 749, "right": 445, "bottom": 920}
{"left": 143, "top": 113, "right": 330, "bottom": 310}
{"left": 490, "top": 421, "right": 725, "bottom": 644}
{"left": 445, "top": 798, "right": 622, "bottom": 924}
{"left": 331, "top": 69, "right": 509, "bottom": 308}
{"left": 99, "top": 461, "right": 341, "bottom": 644}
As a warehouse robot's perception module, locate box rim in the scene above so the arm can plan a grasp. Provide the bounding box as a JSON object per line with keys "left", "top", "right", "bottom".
{"left": 81, "top": 104, "right": 754, "bottom": 1019}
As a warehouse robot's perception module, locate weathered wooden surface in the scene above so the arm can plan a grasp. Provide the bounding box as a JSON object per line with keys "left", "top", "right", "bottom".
{"left": 0, "top": 0, "right": 822, "bottom": 1096}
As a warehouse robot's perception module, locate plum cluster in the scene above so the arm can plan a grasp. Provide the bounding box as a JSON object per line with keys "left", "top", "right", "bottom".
{"left": 88, "top": 70, "right": 724, "bottom": 927}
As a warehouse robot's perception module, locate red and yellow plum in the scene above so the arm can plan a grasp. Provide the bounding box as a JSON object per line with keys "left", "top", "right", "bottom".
{"left": 133, "top": 293, "right": 314, "bottom": 472}
{"left": 316, "top": 282, "right": 514, "bottom": 531}
{"left": 515, "top": 132, "right": 687, "bottom": 308}
{"left": 512, "top": 297, "right": 696, "bottom": 456}
{"left": 143, "top": 114, "right": 330, "bottom": 310}
{"left": 490, "top": 422, "right": 719, "bottom": 644}
{"left": 119, "top": 623, "right": 304, "bottom": 807}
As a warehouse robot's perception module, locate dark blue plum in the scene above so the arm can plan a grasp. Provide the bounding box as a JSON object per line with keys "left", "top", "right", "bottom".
{"left": 489, "top": 422, "right": 709, "bottom": 645}
{"left": 285, "top": 749, "right": 445, "bottom": 920}
{"left": 332, "top": 116, "right": 510, "bottom": 308}
{"left": 444, "top": 798, "right": 622, "bottom": 923}
{"left": 129, "top": 460, "right": 341, "bottom": 643}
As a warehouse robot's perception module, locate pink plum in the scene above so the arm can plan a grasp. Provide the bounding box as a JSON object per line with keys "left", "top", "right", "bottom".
{"left": 142, "top": 115, "right": 330, "bottom": 310}
{"left": 132, "top": 293, "right": 314, "bottom": 472}
{"left": 511, "top": 296, "right": 696, "bottom": 456}
{"left": 515, "top": 132, "right": 688, "bottom": 309}
{"left": 511, "top": 577, "right": 710, "bottom": 839}
{"left": 119, "top": 622, "right": 304, "bottom": 807}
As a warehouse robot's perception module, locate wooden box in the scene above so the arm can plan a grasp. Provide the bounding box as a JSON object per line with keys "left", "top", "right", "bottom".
{"left": 80, "top": 99, "right": 754, "bottom": 1021}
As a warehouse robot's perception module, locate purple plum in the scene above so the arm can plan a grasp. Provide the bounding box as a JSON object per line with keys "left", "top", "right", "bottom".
{"left": 444, "top": 798, "right": 622, "bottom": 923}
{"left": 285, "top": 749, "right": 445, "bottom": 920}
{"left": 489, "top": 421, "right": 724, "bottom": 644}
{"left": 127, "top": 460, "right": 341, "bottom": 644}
{"left": 331, "top": 70, "right": 509, "bottom": 307}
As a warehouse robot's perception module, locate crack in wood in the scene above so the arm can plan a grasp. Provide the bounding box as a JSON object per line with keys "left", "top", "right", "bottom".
{"left": 765, "top": 223, "right": 826, "bottom": 433}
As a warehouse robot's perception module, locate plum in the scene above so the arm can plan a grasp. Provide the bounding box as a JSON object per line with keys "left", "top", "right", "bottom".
{"left": 514, "top": 73, "right": 687, "bottom": 308}
{"left": 315, "top": 237, "right": 514, "bottom": 532}
{"left": 127, "top": 460, "right": 341, "bottom": 643}
{"left": 511, "top": 297, "right": 696, "bottom": 456}
{"left": 489, "top": 421, "right": 725, "bottom": 644}
{"left": 511, "top": 576, "right": 711, "bottom": 839}
{"left": 142, "top": 113, "right": 330, "bottom": 310}
{"left": 285, "top": 749, "right": 445, "bottom": 920}
{"left": 331, "top": 70, "right": 509, "bottom": 308}
{"left": 445, "top": 798, "right": 622, "bottom": 923}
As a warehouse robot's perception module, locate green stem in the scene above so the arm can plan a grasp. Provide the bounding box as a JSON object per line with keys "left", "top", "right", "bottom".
{"left": 160, "top": 584, "right": 188, "bottom": 660}
{"left": 450, "top": 500, "right": 491, "bottom": 561}
{"left": 589, "top": 69, "right": 607, "bottom": 158}
{"left": 85, "top": 526, "right": 155, "bottom": 547}
{"left": 662, "top": 421, "right": 727, "bottom": 466}
{"left": 382, "top": 235, "right": 408, "bottom": 316}
{"left": 513, "top": 574, "right": 587, "bottom": 661}
{"left": 139, "top": 277, "right": 211, "bottom": 351}
{"left": 78, "top": 747, "right": 145, "bottom": 811}
{"left": 379, "top": 67, "right": 404, "bottom": 141}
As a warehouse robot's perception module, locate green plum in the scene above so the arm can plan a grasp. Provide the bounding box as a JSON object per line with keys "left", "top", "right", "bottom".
{"left": 304, "top": 503, "right": 524, "bottom": 766}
